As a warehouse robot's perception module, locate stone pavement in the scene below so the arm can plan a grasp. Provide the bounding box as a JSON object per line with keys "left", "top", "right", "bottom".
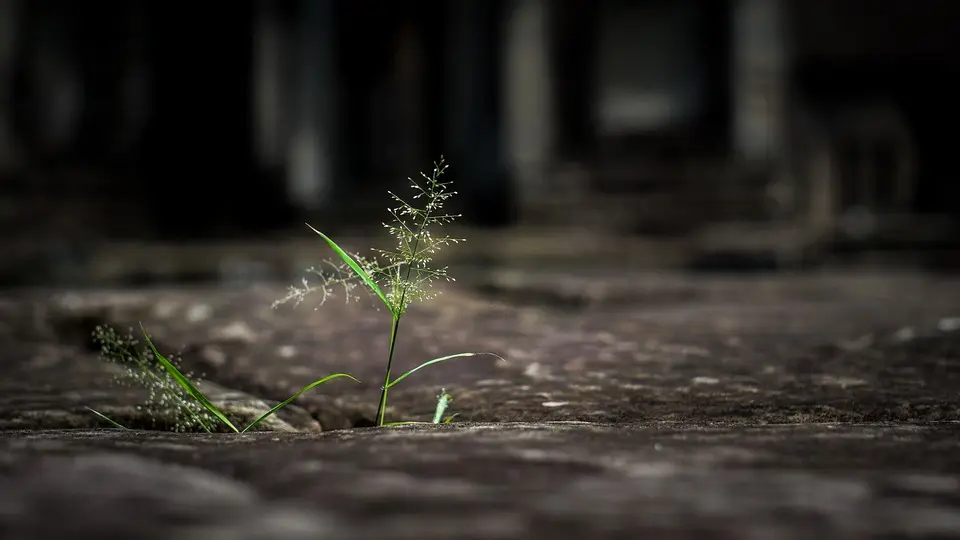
{"left": 1, "top": 270, "right": 959, "bottom": 538}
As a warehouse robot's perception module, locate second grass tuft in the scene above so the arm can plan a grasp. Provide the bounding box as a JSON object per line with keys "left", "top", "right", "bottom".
{"left": 91, "top": 323, "right": 358, "bottom": 433}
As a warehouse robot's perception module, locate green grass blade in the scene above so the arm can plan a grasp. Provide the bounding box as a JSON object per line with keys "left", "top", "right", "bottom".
{"left": 86, "top": 407, "right": 129, "bottom": 429}
{"left": 386, "top": 352, "right": 504, "bottom": 389}
{"left": 305, "top": 223, "right": 395, "bottom": 316}
{"left": 443, "top": 413, "right": 459, "bottom": 424}
{"left": 140, "top": 324, "right": 240, "bottom": 433}
{"left": 241, "top": 373, "right": 360, "bottom": 433}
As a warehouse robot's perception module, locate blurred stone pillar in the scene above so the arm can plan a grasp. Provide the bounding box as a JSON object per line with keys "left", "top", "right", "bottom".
{"left": 446, "top": 0, "right": 515, "bottom": 227}
{"left": 287, "top": 0, "right": 336, "bottom": 211}
{"left": 731, "top": 0, "right": 788, "bottom": 162}
{"left": 115, "top": 1, "right": 150, "bottom": 160}
{"left": 0, "top": 0, "right": 20, "bottom": 171}
{"left": 731, "top": 0, "right": 797, "bottom": 225}
{"left": 253, "top": 0, "right": 286, "bottom": 170}
{"left": 392, "top": 18, "right": 424, "bottom": 180}
{"left": 502, "top": 0, "right": 554, "bottom": 222}
{"left": 29, "top": 2, "right": 82, "bottom": 159}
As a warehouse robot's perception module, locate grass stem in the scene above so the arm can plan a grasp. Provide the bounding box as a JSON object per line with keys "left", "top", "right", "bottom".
{"left": 376, "top": 315, "right": 402, "bottom": 426}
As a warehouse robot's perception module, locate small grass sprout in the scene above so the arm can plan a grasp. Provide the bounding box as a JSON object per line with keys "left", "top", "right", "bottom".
{"left": 91, "top": 323, "right": 358, "bottom": 433}
{"left": 432, "top": 389, "right": 456, "bottom": 424}
{"left": 381, "top": 389, "right": 457, "bottom": 428}
{"left": 276, "top": 157, "right": 504, "bottom": 426}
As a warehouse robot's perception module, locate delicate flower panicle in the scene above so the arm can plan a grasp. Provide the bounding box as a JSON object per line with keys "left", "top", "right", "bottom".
{"left": 274, "top": 157, "right": 462, "bottom": 315}
{"left": 272, "top": 254, "right": 379, "bottom": 310}
{"left": 92, "top": 324, "right": 218, "bottom": 432}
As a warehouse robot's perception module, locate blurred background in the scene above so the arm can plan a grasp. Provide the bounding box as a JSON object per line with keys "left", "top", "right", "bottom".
{"left": 1, "top": 0, "right": 958, "bottom": 287}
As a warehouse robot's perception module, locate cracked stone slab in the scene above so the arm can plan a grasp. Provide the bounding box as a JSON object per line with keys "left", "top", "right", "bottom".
{"left": 2, "top": 270, "right": 960, "bottom": 538}
{"left": 1, "top": 272, "right": 960, "bottom": 430}
{"left": 6, "top": 272, "right": 959, "bottom": 430}
{"left": 2, "top": 422, "right": 960, "bottom": 539}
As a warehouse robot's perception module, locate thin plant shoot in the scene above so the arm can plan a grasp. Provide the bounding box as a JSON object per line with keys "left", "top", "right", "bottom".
{"left": 276, "top": 157, "right": 503, "bottom": 426}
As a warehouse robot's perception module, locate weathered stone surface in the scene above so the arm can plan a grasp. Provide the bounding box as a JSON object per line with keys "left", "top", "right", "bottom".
{"left": 8, "top": 271, "right": 960, "bottom": 429}
{"left": 1, "top": 270, "right": 960, "bottom": 537}
{"left": 2, "top": 422, "right": 960, "bottom": 539}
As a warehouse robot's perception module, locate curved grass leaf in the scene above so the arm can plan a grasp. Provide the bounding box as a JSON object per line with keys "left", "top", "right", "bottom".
{"left": 382, "top": 415, "right": 458, "bottom": 428}
{"left": 141, "top": 324, "right": 240, "bottom": 433}
{"left": 382, "top": 421, "right": 424, "bottom": 427}
{"left": 86, "top": 406, "right": 129, "bottom": 430}
{"left": 305, "top": 223, "right": 395, "bottom": 317}
{"left": 386, "top": 352, "right": 505, "bottom": 389}
{"left": 241, "top": 373, "right": 360, "bottom": 433}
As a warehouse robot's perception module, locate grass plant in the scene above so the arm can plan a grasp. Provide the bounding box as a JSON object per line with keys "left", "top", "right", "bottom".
{"left": 90, "top": 158, "right": 501, "bottom": 431}
{"left": 275, "top": 157, "right": 502, "bottom": 426}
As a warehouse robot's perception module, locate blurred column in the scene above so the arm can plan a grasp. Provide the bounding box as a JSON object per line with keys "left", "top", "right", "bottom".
{"left": 29, "top": 2, "right": 82, "bottom": 159}
{"left": 446, "top": 0, "right": 483, "bottom": 163}
{"left": 370, "top": 14, "right": 425, "bottom": 181}
{"left": 502, "top": 0, "right": 554, "bottom": 217}
{"left": 731, "top": 0, "right": 788, "bottom": 162}
{"left": 253, "top": 0, "right": 285, "bottom": 169}
{"left": 287, "top": 0, "right": 336, "bottom": 211}
{"left": 0, "top": 0, "right": 19, "bottom": 171}
{"left": 115, "top": 1, "right": 150, "bottom": 160}
{"left": 393, "top": 19, "right": 424, "bottom": 180}
{"left": 446, "top": 0, "right": 515, "bottom": 226}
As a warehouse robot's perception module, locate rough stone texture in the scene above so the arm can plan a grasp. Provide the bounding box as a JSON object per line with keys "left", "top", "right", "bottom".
{"left": 1, "top": 270, "right": 960, "bottom": 537}
{"left": 3, "top": 423, "right": 960, "bottom": 539}
{"left": 13, "top": 270, "right": 960, "bottom": 429}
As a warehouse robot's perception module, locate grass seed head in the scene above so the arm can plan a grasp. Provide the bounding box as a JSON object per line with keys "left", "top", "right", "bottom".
{"left": 92, "top": 324, "right": 218, "bottom": 432}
